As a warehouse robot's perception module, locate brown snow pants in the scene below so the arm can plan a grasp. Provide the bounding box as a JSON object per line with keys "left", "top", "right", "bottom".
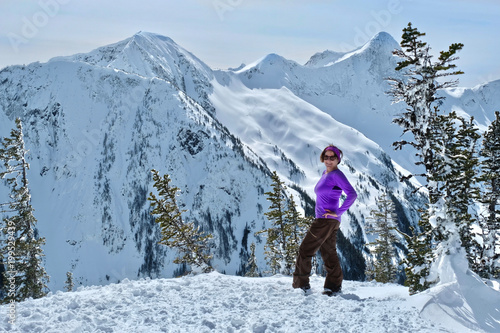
{"left": 292, "top": 218, "right": 342, "bottom": 291}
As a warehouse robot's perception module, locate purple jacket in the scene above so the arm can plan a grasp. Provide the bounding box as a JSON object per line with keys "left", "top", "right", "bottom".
{"left": 314, "top": 169, "right": 357, "bottom": 221}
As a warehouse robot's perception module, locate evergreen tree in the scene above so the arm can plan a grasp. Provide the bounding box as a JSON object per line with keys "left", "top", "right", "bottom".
{"left": 430, "top": 111, "right": 480, "bottom": 241}
{"left": 256, "top": 171, "right": 310, "bottom": 275}
{"left": 65, "top": 271, "right": 74, "bottom": 292}
{"left": 284, "top": 195, "right": 311, "bottom": 269}
{"left": 0, "top": 118, "right": 49, "bottom": 303}
{"left": 399, "top": 208, "right": 434, "bottom": 294}
{"left": 244, "top": 242, "right": 260, "bottom": 277}
{"left": 387, "top": 22, "right": 464, "bottom": 198}
{"left": 365, "top": 193, "right": 399, "bottom": 283}
{"left": 148, "top": 169, "right": 213, "bottom": 273}
{"left": 386, "top": 23, "right": 470, "bottom": 292}
{"left": 477, "top": 111, "right": 500, "bottom": 278}
{"left": 443, "top": 114, "right": 480, "bottom": 263}
{"left": 256, "top": 171, "right": 289, "bottom": 274}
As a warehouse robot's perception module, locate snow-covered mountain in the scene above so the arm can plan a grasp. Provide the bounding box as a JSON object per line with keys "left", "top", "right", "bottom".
{"left": 0, "top": 31, "right": 497, "bottom": 292}
{"left": 231, "top": 31, "right": 499, "bottom": 174}
{"left": 0, "top": 32, "right": 275, "bottom": 289}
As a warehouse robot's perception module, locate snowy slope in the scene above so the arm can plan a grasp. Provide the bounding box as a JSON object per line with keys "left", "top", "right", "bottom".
{"left": 0, "top": 30, "right": 497, "bottom": 296}
{"left": 209, "top": 76, "right": 424, "bottom": 249}
{"left": 440, "top": 79, "right": 500, "bottom": 131}
{"left": 0, "top": 34, "right": 276, "bottom": 290}
{"left": 2, "top": 263, "right": 499, "bottom": 332}
{"left": 232, "top": 32, "right": 499, "bottom": 175}
{"left": 0, "top": 31, "right": 429, "bottom": 292}
{"left": 232, "top": 32, "right": 404, "bottom": 164}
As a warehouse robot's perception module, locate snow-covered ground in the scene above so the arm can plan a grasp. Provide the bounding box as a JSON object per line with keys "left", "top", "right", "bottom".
{"left": 0, "top": 273, "right": 443, "bottom": 333}
{"left": 2, "top": 256, "right": 499, "bottom": 333}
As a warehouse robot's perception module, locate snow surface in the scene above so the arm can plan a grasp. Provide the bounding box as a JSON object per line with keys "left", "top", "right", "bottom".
{"left": 2, "top": 256, "right": 499, "bottom": 333}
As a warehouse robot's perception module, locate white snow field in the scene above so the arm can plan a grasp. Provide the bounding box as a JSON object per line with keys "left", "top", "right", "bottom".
{"left": 2, "top": 252, "right": 500, "bottom": 333}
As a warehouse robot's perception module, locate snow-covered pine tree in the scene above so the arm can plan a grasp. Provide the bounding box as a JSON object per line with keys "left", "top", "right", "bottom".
{"left": 148, "top": 169, "right": 213, "bottom": 273}
{"left": 430, "top": 112, "right": 480, "bottom": 235}
{"left": 399, "top": 207, "right": 434, "bottom": 294}
{"left": 244, "top": 242, "right": 260, "bottom": 277}
{"left": 386, "top": 22, "right": 466, "bottom": 292}
{"left": 425, "top": 110, "right": 483, "bottom": 280}
{"left": 444, "top": 114, "right": 480, "bottom": 263}
{"left": 477, "top": 111, "right": 500, "bottom": 278}
{"left": 365, "top": 193, "right": 399, "bottom": 283}
{"left": 387, "top": 22, "right": 464, "bottom": 195}
{"left": 0, "top": 118, "right": 49, "bottom": 303}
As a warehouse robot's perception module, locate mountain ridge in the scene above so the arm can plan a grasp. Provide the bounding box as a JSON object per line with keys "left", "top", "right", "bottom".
{"left": 0, "top": 30, "right": 497, "bottom": 292}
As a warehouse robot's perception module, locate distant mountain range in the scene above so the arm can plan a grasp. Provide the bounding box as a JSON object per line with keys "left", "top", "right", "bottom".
{"left": 0, "top": 31, "right": 497, "bottom": 291}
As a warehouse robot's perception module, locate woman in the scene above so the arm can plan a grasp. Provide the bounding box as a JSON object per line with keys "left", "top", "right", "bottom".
{"left": 292, "top": 145, "right": 357, "bottom": 296}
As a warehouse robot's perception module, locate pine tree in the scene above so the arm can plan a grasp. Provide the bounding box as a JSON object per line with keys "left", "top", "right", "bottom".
{"left": 256, "top": 171, "right": 289, "bottom": 274}
{"left": 256, "top": 171, "right": 310, "bottom": 275}
{"left": 477, "top": 111, "right": 500, "bottom": 278}
{"left": 284, "top": 195, "right": 311, "bottom": 269}
{"left": 387, "top": 22, "right": 464, "bottom": 197}
{"left": 399, "top": 208, "right": 434, "bottom": 294}
{"left": 386, "top": 23, "right": 469, "bottom": 292}
{"left": 244, "top": 242, "right": 260, "bottom": 277}
{"left": 148, "top": 169, "right": 213, "bottom": 273}
{"left": 65, "top": 272, "right": 74, "bottom": 292}
{"left": 444, "top": 114, "right": 480, "bottom": 263}
{"left": 365, "top": 193, "right": 399, "bottom": 283}
{"left": 0, "top": 118, "right": 49, "bottom": 303}
{"left": 430, "top": 112, "right": 480, "bottom": 243}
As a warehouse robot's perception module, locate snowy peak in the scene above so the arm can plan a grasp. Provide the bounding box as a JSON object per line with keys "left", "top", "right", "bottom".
{"left": 304, "top": 32, "right": 399, "bottom": 68}
{"left": 232, "top": 53, "right": 301, "bottom": 89}
{"left": 367, "top": 31, "right": 400, "bottom": 51}
{"left": 0, "top": 43, "right": 273, "bottom": 290}
{"left": 332, "top": 31, "right": 400, "bottom": 67}
{"left": 304, "top": 50, "right": 347, "bottom": 68}
{"left": 50, "top": 31, "right": 214, "bottom": 84}
{"left": 234, "top": 30, "right": 400, "bottom": 91}
{"left": 236, "top": 53, "right": 297, "bottom": 72}
{"left": 117, "top": 31, "right": 213, "bottom": 80}
{"left": 61, "top": 31, "right": 216, "bottom": 109}
{"left": 440, "top": 78, "right": 500, "bottom": 128}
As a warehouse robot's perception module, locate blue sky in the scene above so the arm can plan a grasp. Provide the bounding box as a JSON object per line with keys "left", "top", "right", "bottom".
{"left": 1, "top": 0, "right": 499, "bottom": 87}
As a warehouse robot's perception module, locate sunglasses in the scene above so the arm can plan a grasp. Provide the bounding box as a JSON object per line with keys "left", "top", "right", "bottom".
{"left": 324, "top": 155, "right": 337, "bottom": 161}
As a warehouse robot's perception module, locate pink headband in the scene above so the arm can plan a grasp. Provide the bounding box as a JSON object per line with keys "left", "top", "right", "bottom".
{"left": 325, "top": 146, "right": 341, "bottom": 163}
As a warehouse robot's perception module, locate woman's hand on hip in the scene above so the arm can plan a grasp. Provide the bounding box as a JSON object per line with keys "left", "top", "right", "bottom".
{"left": 322, "top": 209, "right": 338, "bottom": 218}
